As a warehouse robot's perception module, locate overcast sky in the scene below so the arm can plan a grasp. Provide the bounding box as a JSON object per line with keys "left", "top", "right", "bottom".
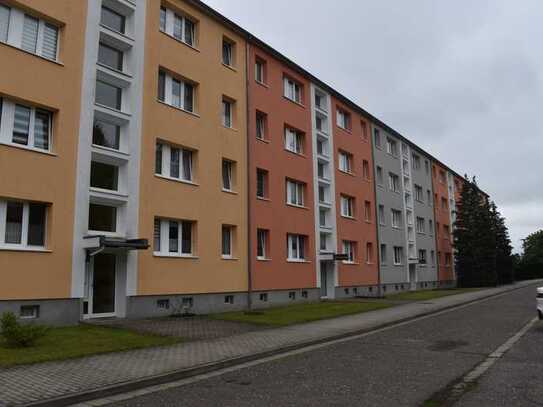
{"left": 203, "top": 0, "right": 543, "bottom": 252}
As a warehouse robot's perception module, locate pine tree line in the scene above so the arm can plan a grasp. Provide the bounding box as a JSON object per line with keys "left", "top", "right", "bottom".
{"left": 453, "top": 176, "right": 513, "bottom": 287}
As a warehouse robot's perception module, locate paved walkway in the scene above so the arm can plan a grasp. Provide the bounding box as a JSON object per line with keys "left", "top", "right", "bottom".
{"left": 0, "top": 281, "right": 539, "bottom": 406}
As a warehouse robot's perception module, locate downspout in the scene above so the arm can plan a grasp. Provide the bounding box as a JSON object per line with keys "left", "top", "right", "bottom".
{"left": 369, "top": 124, "right": 382, "bottom": 298}
{"left": 245, "top": 40, "right": 253, "bottom": 311}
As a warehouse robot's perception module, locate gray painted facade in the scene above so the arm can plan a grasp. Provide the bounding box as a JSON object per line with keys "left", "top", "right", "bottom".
{"left": 0, "top": 299, "right": 80, "bottom": 326}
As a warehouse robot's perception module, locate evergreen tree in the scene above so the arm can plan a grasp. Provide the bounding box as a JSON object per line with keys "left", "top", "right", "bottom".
{"left": 490, "top": 202, "right": 513, "bottom": 284}
{"left": 517, "top": 230, "right": 543, "bottom": 279}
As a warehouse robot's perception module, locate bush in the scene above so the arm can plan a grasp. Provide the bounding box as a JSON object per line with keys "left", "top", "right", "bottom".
{"left": 0, "top": 312, "right": 48, "bottom": 348}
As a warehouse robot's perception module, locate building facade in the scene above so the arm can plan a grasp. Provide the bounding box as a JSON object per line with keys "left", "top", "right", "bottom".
{"left": 0, "top": 0, "right": 472, "bottom": 325}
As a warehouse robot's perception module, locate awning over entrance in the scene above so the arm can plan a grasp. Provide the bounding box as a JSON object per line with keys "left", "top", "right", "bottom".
{"left": 83, "top": 235, "right": 149, "bottom": 261}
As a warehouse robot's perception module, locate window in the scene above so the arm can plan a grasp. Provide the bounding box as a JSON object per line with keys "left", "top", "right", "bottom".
{"left": 412, "top": 154, "right": 421, "bottom": 170}
{"left": 441, "top": 197, "right": 447, "bottom": 210}
{"left": 98, "top": 42, "right": 123, "bottom": 71}
{"left": 1, "top": 200, "right": 47, "bottom": 248}
{"left": 154, "top": 218, "right": 194, "bottom": 256}
{"left": 222, "top": 159, "right": 234, "bottom": 191}
{"left": 342, "top": 241, "right": 356, "bottom": 263}
{"left": 255, "top": 58, "right": 266, "bottom": 83}
{"left": 318, "top": 185, "right": 328, "bottom": 204}
{"left": 439, "top": 170, "right": 446, "bottom": 184}
{"left": 388, "top": 172, "right": 400, "bottom": 192}
{"left": 416, "top": 217, "right": 425, "bottom": 233}
{"left": 284, "top": 127, "right": 303, "bottom": 154}
{"left": 256, "top": 168, "right": 268, "bottom": 199}
{"left": 376, "top": 166, "right": 383, "bottom": 186}
{"left": 336, "top": 108, "right": 350, "bottom": 130}
{"left": 317, "top": 162, "right": 328, "bottom": 180}
{"left": 338, "top": 151, "right": 352, "bottom": 173}
{"left": 319, "top": 208, "right": 328, "bottom": 227}
{"left": 0, "top": 7, "right": 59, "bottom": 60}
{"left": 222, "top": 225, "right": 233, "bottom": 258}
{"left": 155, "top": 142, "right": 194, "bottom": 182}
{"left": 361, "top": 121, "right": 368, "bottom": 141}
{"left": 315, "top": 91, "right": 327, "bottom": 111}
{"left": 429, "top": 219, "right": 434, "bottom": 235}
{"left": 256, "top": 111, "right": 267, "bottom": 140}
{"left": 316, "top": 114, "right": 327, "bottom": 133}
{"left": 88, "top": 203, "right": 117, "bottom": 232}
{"left": 90, "top": 161, "right": 118, "bottom": 191}
{"left": 317, "top": 138, "right": 328, "bottom": 157}
{"left": 95, "top": 80, "right": 122, "bottom": 110}
{"left": 364, "top": 201, "right": 372, "bottom": 222}
{"left": 415, "top": 185, "right": 424, "bottom": 202}
{"left": 163, "top": 11, "right": 195, "bottom": 46}
{"left": 222, "top": 98, "right": 233, "bottom": 128}
{"left": 340, "top": 195, "right": 355, "bottom": 218}
{"left": 101, "top": 6, "right": 125, "bottom": 34}
{"left": 222, "top": 38, "right": 234, "bottom": 66}
{"left": 157, "top": 70, "right": 194, "bottom": 113}
{"left": 425, "top": 160, "right": 430, "bottom": 174}
{"left": 260, "top": 293, "right": 268, "bottom": 302}
{"left": 362, "top": 160, "right": 370, "bottom": 180}
{"left": 93, "top": 119, "right": 120, "bottom": 150}
{"left": 386, "top": 138, "right": 398, "bottom": 156}
{"left": 427, "top": 190, "right": 432, "bottom": 206}
{"left": 378, "top": 205, "right": 385, "bottom": 225}
{"left": 283, "top": 77, "right": 302, "bottom": 104}
{"left": 257, "top": 229, "right": 269, "bottom": 259}
{"left": 286, "top": 179, "right": 304, "bottom": 207}
{"left": 380, "top": 244, "right": 387, "bottom": 264}
{"left": 287, "top": 234, "right": 306, "bottom": 261}
{"left": 289, "top": 291, "right": 296, "bottom": 300}
{"left": 20, "top": 305, "right": 39, "bottom": 319}
{"left": 443, "top": 224, "right": 450, "bottom": 239}
{"left": 224, "top": 295, "right": 234, "bottom": 304}
{"left": 320, "top": 232, "right": 329, "bottom": 251}
{"left": 159, "top": 6, "right": 166, "bottom": 31}
{"left": 1, "top": 101, "right": 52, "bottom": 151}
{"left": 445, "top": 253, "right": 452, "bottom": 266}
{"left": 391, "top": 209, "right": 402, "bottom": 228}
{"left": 374, "top": 128, "right": 381, "bottom": 149}
{"left": 393, "top": 246, "right": 404, "bottom": 265}
{"left": 419, "top": 249, "right": 427, "bottom": 264}
{"left": 366, "top": 242, "right": 373, "bottom": 264}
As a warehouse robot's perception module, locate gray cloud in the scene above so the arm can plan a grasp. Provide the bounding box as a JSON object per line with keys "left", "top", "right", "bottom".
{"left": 203, "top": 0, "right": 543, "bottom": 251}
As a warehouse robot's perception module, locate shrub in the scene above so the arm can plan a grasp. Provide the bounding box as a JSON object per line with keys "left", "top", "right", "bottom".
{"left": 0, "top": 312, "right": 48, "bottom": 348}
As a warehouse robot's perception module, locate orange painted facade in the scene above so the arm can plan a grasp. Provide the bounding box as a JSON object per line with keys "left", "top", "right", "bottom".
{"left": 332, "top": 99, "right": 379, "bottom": 286}
{"left": 432, "top": 162, "right": 454, "bottom": 282}
{"left": 247, "top": 44, "right": 316, "bottom": 291}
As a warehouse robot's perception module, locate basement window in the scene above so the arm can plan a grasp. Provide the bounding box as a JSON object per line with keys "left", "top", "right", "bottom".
{"left": 224, "top": 295, "right": 234, "bottom": 305}
{"left": 20, "top": 305, "right": 39, "bottom": 319}
{"left": 157, "top": 299, "right": 170, "bottom": 309}
{"left": 259, "top": 293, "right": 268, "bottom": 302}
{"left": 301, "top": 290, "right": 308, "bottom": 299}
{"left": 288, "top": 291, "right": 296, "bottom": 300}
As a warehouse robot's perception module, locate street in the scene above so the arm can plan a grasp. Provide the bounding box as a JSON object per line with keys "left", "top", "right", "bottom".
{"left": 104, "top": 284, "right": 542, "bottom": 407}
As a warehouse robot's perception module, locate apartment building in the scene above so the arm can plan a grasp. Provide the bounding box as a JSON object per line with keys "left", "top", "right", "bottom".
{"left": 0, "top": 0, "right": 473, "bottom": 325}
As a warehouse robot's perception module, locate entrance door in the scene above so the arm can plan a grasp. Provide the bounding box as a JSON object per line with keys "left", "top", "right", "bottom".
{"left": 320, "top": 265, "right": 328, "bottom": 298}
{"left": 91, "top": 253, "right": 116, "bottom": 317}
{"left": 409, "top": 264, "right": 417, "bottom": 291}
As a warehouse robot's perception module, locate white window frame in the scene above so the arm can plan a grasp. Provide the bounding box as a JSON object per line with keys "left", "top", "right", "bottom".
{"left": 284, "top": 127, "right": 303, "bottom": 154}
{"left": 155, "top": 142, "right": 193, "bottom": 183}
{"left": 287, "top": 233, "right": 305, "bottom": 261}
{"left": 158, "top": 71, "right": 195, "bottom": 113}
{"left": 429, "top": 219, "right": 434, "bottom": 235}
{"left": 222, "top": 39, "right": 233, "bottom": 66}
{"left": 386, "top": 138, "right": 397, "bottom": 156}
{"left": 338, "top": 151, "right": 352, "bottom": 173}
{"left": 415, "top": 185, "right": 424, "bottom": 202}
{"left": 0, "top": 6, "right": 59, "bottom": 61}
{"left": 222, "top": 99, "right": 233, "bottom": 128}
{"left": 376, "top": 166, "right": 383, "bottom": 186}
{"left": 222, "top": 159, "right": 233, "bottom": 192}
{"left": 160, "top": 7, "right": 196, "bottom": 47}
{"left": 286, "top": 179, "right": 304, "bottom": 207}
{"left": 154, "top": 218, "right": 194, "bottom": 257}
{"left": 388, "top": 172, "right": 399, "bottom": 192}
{"left": 393, "top": 246, "right": 403, "bottom": 265}
{"left": 257, "top": 229, "right": 268, "bottom": 260}
{"left": 416, "top": 217, "right": 425, "bottom": 233}
{"left": 283, "top": 77, "right": 302, "bottom": 104}
{"left": 0, "top": 200, "right": 47, "bottom": 250}
{"left": 378, "top": 205, "right": 385, "bottom": 226}
{"left": 221, "top": 225, "right": 233, "bottom": 258}
{"left": 0, "top": 98, "right": 53, "bottom": 153}
{"left": 418, "top": 249, "right": 427, "bottom": 265}
{"left": 364, "top": 201, "right": 372, "bottom": 222}
{"left": 255, "top": 59, "right": 265, "bottom": 83}
{"left": 366, "top": 242, "right": 373, "bottom": 264}
{"left": 380, "top": 244, "right": 387, "bottom": 265}
{"left": 342, "top": 240, "right": 355, "bottom": 264}
{"left": 336, "top": 109, "right": 349, "bottom": 130}
{"left": 391, "top": 209, "right": 402, "bottom": 229}
{"left": 340, "top": 195, "right": 354, "bottom": 218}
{"left": 256, "top": 111, "right": 266, "bottom": 140}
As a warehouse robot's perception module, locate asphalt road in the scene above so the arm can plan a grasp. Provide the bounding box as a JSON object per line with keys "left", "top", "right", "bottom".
{"left": 108, "top": 284, "right": 541, "bottom": 407}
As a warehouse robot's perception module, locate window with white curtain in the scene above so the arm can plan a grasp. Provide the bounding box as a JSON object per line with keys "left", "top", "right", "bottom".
{"left": 336, "top": 108, "right": 350, "bottom": 130}
{"left": 393, "top": 246, "right": 404, "bottom": 265}
{"left": 158, "top": 70, "right": 195, "bottom": 113}
{"left": 338, "top": 151, "right": 352, "bottom": 173}
{"left": 221, "top": 225, "right": 233, "bottom": 258}
{"left": 342, "top": 240, "right": 355, "bottom": 263}
{"left": 0, "top": 98, "right": 52, "bottom": 152}
{"left": 0, "top": 200, "right": 47, "bottom": 249}
{"left": 222, "top": 159, "right": 234, "bottom": 191}
{"left": 287, "top": 234, "right": 305, "bottom": 261}
{"left": 284, "top": 127, "right": 303, "bottom": 154}
{"left": 154, "top": 218, "right": 194, "bottom": 256}
{"left": 416, "top": 217, "right": 426, "bottom": 233}
{"left": 340, "top": 195, "right": 354, "bottom": 218}
{"left": 283, "top": 77, "right": 302, "bottom": 103}
{"left": 388, "top": 172, "right": 399, "bottom": 192}
{"left": 257, "top": 229, "right": 268, "bottom": 259}
{"left": 0, "top": 6, "right": 59, "bottom": 60}
{"left": 155, "top": 142, "right": 194, "bottom": 183}
{"left": 160, "top": 7, "right": 196, "bottom": 47}
{"left": 286, "top": 179, "right": 304, "bottom": 207}
{"left": 391, "top": 209, "right": 402, "bottom": 228}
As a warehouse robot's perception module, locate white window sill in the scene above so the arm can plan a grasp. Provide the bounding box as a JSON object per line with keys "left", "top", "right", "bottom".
{"left": 153, "top": 253, "right": 198, "bottom": 259}
{"left": 222, "top": 125, "right": 238, "bottom": 132}
{"left": 255, "top": 80, "right": 269, "bottom": 88}
{"left": 222, "top": 62, "right": 237, "bottom": 72}
{"left": 257, "top": 257, "right": 271, "bottom": 261}
{"left": 88, "top": 230, "right": 122, "bottom": 237}
{"left": 342, "top": 261, "right": 358, "bottom": 265}
{"left": 159, "top": 30, "right": 200, "bottom": 52}
{"left": 284, "top": 148, "right": 305, "bottom": 157}
{"left": 221, "top": 256, "right": 238, "bottom": 261}
{"left": 282, "top": 95, "right": 305, "bottom": 108}
{"left": 340, "top": 214, "right": 355, "bottom": 220}
{"left": 286, "top": 203, "right": 307, "bottom": 210}
{"left": 155, "top": 174, "right": 199, "bottom": 186}
{"left": 0, "top": 141, "right": 56, "bottom": 156}
{"left": 94, "top": 102, "right": 131, "bottom": 117}
{"left": 338, "top": 169, "right": 354, "bottom": 176}
{"left": 256, "top": 196, "right": 270, "bottom": 202}
{"left": 157, "top": 100, "right": 200, "bottom": 118}
{"left": 222, "top": 188, "right": 238, "bottom": 195}
{"left": 0, "top": 246, "right": 51, "bottom": 253}
{"left": 287, "top": 259, "right": 310, "bottom": 263}
{"left": 0, "top": 41, "right": 63, "bottom": 66}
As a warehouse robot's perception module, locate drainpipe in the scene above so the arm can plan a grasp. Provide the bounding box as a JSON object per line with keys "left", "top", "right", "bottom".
{"left": 369, "top": 124, "right": 382, "bottom": 298}
{"left": 245, "top": 41, "right": 253, "bottom": 312}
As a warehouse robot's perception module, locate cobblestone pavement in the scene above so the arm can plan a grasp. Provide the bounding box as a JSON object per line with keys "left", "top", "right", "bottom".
{"left": 87, "top": 316, "right": 263, "bottom": 340}
{"left": 0, "top": 281, "right": 539, "bottom": 406}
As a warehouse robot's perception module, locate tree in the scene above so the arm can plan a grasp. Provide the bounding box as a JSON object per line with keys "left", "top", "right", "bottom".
{"left": 490, "top": 202, "right": 513, "bottom": 284}
{"left": 517, "top": 230, "right": 543, "bottom": 280}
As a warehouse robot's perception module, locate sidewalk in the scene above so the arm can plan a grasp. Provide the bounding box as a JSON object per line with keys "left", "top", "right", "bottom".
{"left": 0, "top": 281, "right": 540, "bottom": 407}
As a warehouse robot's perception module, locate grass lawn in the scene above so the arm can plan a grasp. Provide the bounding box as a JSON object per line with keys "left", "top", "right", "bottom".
{"left": 210, "top": 301, "right": 393, "bottom": 327}
{"left": 0, "top": 324, "right": 181, "bottom": 368}
{"left": 386, "top": 288, "right": 482, "bottom": 302}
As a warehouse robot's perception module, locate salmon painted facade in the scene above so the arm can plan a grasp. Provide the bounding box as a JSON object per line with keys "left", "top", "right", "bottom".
{"left": 0, "top": 0, "right": 477, "bottom": 324}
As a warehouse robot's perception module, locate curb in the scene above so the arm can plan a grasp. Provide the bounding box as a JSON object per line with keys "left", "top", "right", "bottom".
{"left": 23, "top": 280, "right": 542, "bottom": 407}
